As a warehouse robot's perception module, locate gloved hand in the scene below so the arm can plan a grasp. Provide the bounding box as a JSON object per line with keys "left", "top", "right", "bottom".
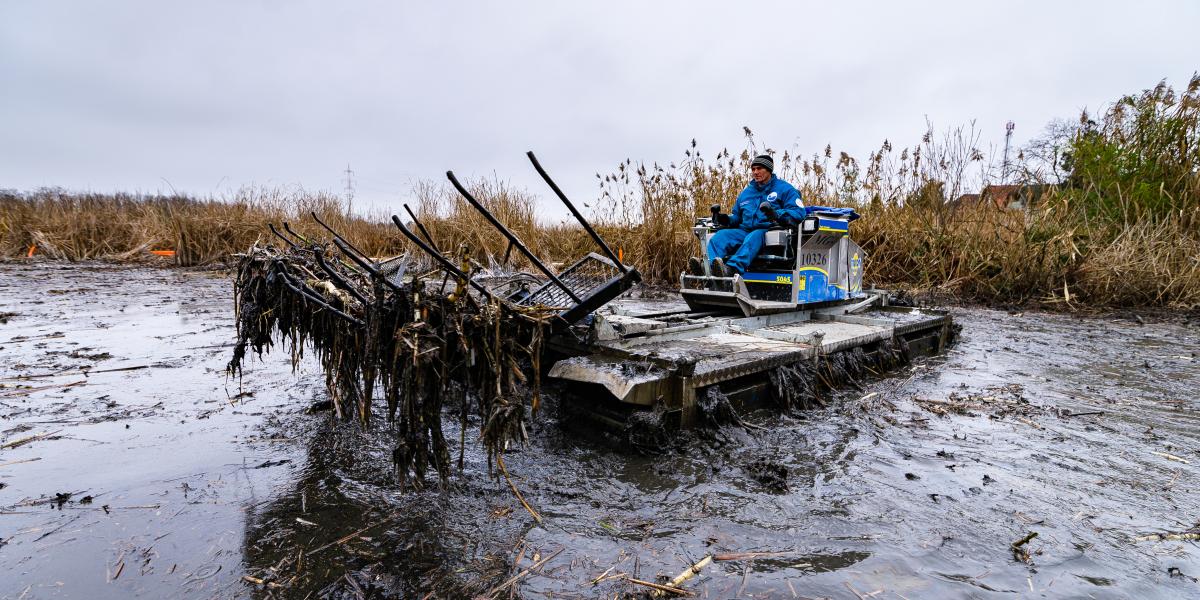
{"left": 710, "top": 203, "right": 729, "bottom": 228}
{"left": 759, "top": 201, "right": 779, "bottom": 223}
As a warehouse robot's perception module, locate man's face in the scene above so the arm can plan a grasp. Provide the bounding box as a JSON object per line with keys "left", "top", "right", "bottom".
{"left": 751, "top": 165, "right": 771, "bottom": 184}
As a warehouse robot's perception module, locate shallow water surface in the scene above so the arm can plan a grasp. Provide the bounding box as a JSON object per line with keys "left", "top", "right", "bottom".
{"left": 1, "top": 263, "right": 1198, "bottom": 598}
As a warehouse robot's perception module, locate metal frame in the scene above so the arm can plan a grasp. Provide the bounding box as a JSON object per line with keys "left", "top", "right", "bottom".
{"left": 370, "top": 153, "right": 642, "bottom": 328}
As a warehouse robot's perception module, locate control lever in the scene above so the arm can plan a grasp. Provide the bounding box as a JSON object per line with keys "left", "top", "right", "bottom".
{"left": 710, "top": 204, "right": 730, "bottom": 228}
{"left": 759, "top": 201, "right": 795, "bottom": 226}
{"left": 759, "top": 201, "right": 779, "bottom": 223}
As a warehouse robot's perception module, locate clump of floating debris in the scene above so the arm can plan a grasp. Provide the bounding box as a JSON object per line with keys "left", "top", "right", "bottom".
{"left": 228, "top": 154, "right": 641, "bottom": 489}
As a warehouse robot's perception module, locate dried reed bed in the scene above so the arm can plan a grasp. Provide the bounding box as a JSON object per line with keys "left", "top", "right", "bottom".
{"left": 403, "top": 178, "right": 590, "bottom": 269}
{"left": 0, "top": 187, "right": 405, "bottom": 265}
{"left": 588, "top": 76, "right": 1199, "bottom": 308}
{"left": 3, "top": 76, "right": 1195, "bottom": 308}
{"left": 591, "top": 145, "right": 747, "bottom": 282}
{"left": 0, "top": 179, "right": 595, "bottom": 273}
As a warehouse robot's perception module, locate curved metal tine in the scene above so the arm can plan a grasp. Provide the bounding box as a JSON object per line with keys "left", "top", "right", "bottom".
{"left": 267, "top": 223, "right": 299, "bottom": 250}
{"left": 390, "top": 215, "right": 499, "bottom": 302}
{"left": 402, "top": 204, "right": 440, "bottom": 253}
{"left": 526, "top": 151, "right": 627, "bottom": 273}
{"left": 399, "top": 204, "right": 451, "bottom": 291}
{"left": 445, "top": 171, "right": 582, "bottom": 304}
{"left": 292, "top": 219, "right": 361, "bottom": 273}
{"left": 272, "top": 261, "right": 364, "bottom": 326}
{"left": 310, "top": 211, "right": 372, "bottom": 263}
{"left": 333, "top": 238, "right": 402, "bottom": 292}
{"left": 281, "top": 221, "right": 312, "bottom": 245}
{"left": 313, "top": 248, "right": 369, "bottom": 304}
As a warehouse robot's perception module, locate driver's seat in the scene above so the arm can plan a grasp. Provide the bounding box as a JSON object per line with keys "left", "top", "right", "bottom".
{"left": 748, "top": 225, "right": 796, "bottom": 270}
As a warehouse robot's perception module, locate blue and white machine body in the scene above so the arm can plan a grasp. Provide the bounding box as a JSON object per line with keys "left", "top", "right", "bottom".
{"left": 548, "top": 205, "right": 957, "bottom": 431}
{"left": 680, "top": 207, "right": 868, "bottom": 316}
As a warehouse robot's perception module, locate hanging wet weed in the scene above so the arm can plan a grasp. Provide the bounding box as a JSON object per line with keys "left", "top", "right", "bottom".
{"left": 226, "top": 234, "right": 556, "bottom": 489}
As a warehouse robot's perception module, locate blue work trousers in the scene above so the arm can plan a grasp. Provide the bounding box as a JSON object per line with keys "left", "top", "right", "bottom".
{"left": 706, "top": 228, "right": 766, "bottom": 274}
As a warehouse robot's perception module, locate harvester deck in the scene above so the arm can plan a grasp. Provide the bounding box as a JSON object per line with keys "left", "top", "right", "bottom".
{"left": 548, "top": 293, "right": 953, "bottom": 431}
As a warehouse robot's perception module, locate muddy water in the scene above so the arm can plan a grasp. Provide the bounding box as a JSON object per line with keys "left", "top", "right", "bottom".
{"left": 2, "top": 263, "right": 1198, "bottom": 599}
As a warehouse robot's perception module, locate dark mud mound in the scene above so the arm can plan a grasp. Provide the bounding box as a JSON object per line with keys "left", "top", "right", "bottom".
{"left": 697, "top": 385, "right": 745, "bottom": 427}
{"left": 625, "top": 408, "right": 671, "bottom": 453}
{"left": 746, "top": 458, "right": 790, "bottom": 493}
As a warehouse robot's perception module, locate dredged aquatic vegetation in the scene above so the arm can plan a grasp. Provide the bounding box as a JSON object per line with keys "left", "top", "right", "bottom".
{"left": 226, "top": 233, "right": 557, "bottom": 490}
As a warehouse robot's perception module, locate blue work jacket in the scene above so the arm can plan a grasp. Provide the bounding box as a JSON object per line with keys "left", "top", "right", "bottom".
{"left": 728, "top": 175, "right": 805, "bottom": 230}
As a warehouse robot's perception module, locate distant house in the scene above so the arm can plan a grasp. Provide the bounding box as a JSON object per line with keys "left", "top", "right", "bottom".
{"left": 982, "top": 185, "right": 1022, "bottom": 208}
{"left": 950, "top": 184, "right": 1060, "bottom": 211}
{"left": 947, "top": 193, "right": 981, "bottom": 211}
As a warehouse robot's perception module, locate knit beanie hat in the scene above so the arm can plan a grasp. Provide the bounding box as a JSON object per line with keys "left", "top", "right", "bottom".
{"left": 751, "top": 154, "right": 774, "bottom": 172}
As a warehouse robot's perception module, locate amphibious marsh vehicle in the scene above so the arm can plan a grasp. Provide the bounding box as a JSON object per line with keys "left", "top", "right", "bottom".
{"left": 545, "top": 198, "right": 953, "bottom": 431}
{"left": 247, "top": 151, "right": 954, "bottom": 438}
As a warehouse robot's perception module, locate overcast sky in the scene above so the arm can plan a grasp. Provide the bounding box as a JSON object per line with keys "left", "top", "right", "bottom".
{"left": 2, "top": 1, "right": 1197, "bottom": 221}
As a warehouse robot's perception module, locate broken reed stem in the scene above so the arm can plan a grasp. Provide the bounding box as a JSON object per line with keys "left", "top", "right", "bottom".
{"left": 1134, "top": 531, "right": 1200, "bottom": 543}
{"left": 625, "top": 577, "right": 695, "bottom": 597}
{"left": 305, "top": 513, "right": 399, "bottom": 557}
{"left": 589, "top": 566, "right": 616, "bottom": 585}
{"left": 1151, "top": 451, "right": 1190, "bottom": 464}
{"left": 1011, "top": 531, "right": 1038, "bottom": 563}
{"left": 0, "top": 430, "right": 62, "bottom": 450}
{"left": 497, "top": 454, "right": 542, "bottom": 524}
{"left": 2, "top": 365, "right": 149, "bottom": 381}
{"left": 652, "top": 555, "right": 712, "bottom": 597}
{"left": 0, "top": 381, "right": 86, "bottom": 398}
{"left": 486, "top": 547, "right": 563, "bottom": 598}
{"left": 0, "top": 457, "right": 43, "bottom": 468}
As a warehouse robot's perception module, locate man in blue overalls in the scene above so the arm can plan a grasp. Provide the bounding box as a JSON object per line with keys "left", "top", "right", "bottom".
{"left": 699, "top": 154, "right": 805, "bottom": 277}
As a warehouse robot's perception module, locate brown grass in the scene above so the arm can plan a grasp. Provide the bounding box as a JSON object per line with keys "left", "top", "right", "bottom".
{"left": 404, "top": 178, "right": 591, "bottom": 269}
{"left": 4, "top": 76, "right": 1197, "bottom": 309}
{"left": 3, "top": 177, "right": 1196, "bottom": 308}
{"left": 0, "top": 186, "right": 403, "bottom": 265}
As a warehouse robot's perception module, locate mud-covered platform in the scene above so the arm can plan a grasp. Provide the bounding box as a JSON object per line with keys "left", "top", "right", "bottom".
{"left": 549, "top": 294, "right": 955, "bottom": 430}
